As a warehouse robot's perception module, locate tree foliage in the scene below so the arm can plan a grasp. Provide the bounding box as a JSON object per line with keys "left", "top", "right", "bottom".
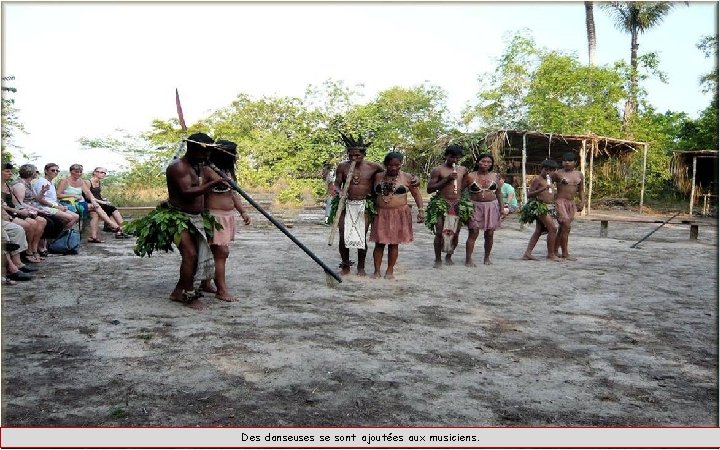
{"left": 1, "top": 75, "right": 27, "bottom": 162}
{"left": 526, "top": 53, "right": 625, "bottom": 135}
{"left": 76, "top": 28, "right": 714, "bottom": 208}
{"left": 601, "top": 1, "right": 682, "bottom": 125}
{"left": 464, "top": 32, "right": 540, "bottom": 130}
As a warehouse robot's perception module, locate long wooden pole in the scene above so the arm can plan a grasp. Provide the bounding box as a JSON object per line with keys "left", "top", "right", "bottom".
{"left": 639, "top": 143, "right": 648, "bottom": 214}
{"left": 328, "top": 160, "right": 357, "bottom": 246}
{"left": 521, "top": 133, "right": 528, "bottom": 204}
{"left": 588, "top": 139, "right": 595, "bottom": 215}
{"left": 580, "top": 139, "right": 587, "bottom": 216}
{"left": 630, "top": 212, "right": 681, "bottom": 248}
{"left": 689, "top": 156, "right": 697, "bottom": 217}
{"left": 206, "top": 162, "right": 342, "bottom": 283}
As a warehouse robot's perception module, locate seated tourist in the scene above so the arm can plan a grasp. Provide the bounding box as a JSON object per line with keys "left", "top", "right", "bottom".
{"left": 498, "top": 174, "right": 519, "bottom": 215}
{"left": 11, "top": 163, "right": 64, "bottom": 256}
{"left": 2, "top": 163, "right": 47, "bottom": 263}
{"left": 87, "top": 166, "right": 129, "bottom": 239}
{"left": 31, "top": 163, "right": 79, "bottom": 231}
{"left": 56, "top": 163, "right": 119, "bottom": 243}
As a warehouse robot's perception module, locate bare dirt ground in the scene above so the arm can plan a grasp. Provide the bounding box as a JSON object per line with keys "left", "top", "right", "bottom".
{"left": 1, "top": 206, "right": 717, "bottom": 427}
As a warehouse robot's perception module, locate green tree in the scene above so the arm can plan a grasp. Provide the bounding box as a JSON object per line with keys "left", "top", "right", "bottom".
{"left": 526, "top": 53, "right": 625, "bottom": 135}
{"left": 674, "top": 35, "right": 718, "bottom": 150}
{"left": 601, "top": 1, "right": 682, "bottom": 127}
{"left": 467, "top": 32, "right": 626, "bottom": 136}
{"left": 1, "top": 75, "right": 27, "bottom": 162}
{"left": 464, "top": 32, "right": 541, "bottom": 130}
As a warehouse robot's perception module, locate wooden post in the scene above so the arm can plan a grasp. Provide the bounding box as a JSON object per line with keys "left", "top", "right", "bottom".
{"left": 521, "top": 132, "right": 528, "bottom": 204}
{"left": 588, "top": 139, "right": 595, "bottom": 215}
{"left": 580, "top": 139, "right": 587, "bottom": 217}
{"left": 689, "top": 156, "right": 697, "bottom": 217}
{"left": 639, "top": 143, "right": 648, "bottom": 214}
{"left": 600, "top": 220, "right": 608, "bottom": 237}
{"left": 690, "top": 224, "right": 699, "bottom": 240}
{"left": 521, "top": 133, "right": 528, "bottom": 231}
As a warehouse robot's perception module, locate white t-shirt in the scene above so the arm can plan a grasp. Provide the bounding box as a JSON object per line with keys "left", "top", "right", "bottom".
{"left": 32, "top": 177, "right": 58, "bottom": 207}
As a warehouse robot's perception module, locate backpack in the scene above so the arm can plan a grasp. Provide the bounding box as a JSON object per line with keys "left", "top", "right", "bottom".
{"left": 48, "top": 229, "right": 81, "bottom": 255}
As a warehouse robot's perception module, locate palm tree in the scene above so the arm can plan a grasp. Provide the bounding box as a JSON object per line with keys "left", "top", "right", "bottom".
{"left": 602, "top": 2, "right": 681, "bottom": 127}
{"left": 585, "top": 2, "right": 597, "bottom": 66}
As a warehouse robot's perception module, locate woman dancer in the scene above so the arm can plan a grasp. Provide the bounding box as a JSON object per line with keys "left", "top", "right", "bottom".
{"left": 370, "top": 151, "right": 424, "bottom": 279}
{"left": 462, "top": 153, "right": 507, "bottom": 266}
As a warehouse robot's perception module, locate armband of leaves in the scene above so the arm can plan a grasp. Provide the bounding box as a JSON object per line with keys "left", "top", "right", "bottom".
{"left": 518, "top": 199, "right": 549, "bottom": 224}
{"left": 327, "top": 195, "right": 340, "bottom": 225}
{"left": 425, "top": 194, "right": 448, "bottom": 232}
{"left": 364, "top": 194, "right": 378, "bottom": 222}
{"left": 457, "top": 189, "right": 473, "bottom": 225}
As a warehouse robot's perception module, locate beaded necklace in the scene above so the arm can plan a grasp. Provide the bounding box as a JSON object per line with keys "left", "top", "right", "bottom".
{"left": 380, "top": 174, "right": 399, "bottom": 203}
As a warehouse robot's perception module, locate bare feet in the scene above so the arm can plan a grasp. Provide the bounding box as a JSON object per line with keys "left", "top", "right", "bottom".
{"left": 384, "top": 272, "right": 395, "bottom": 280}
{"left": 371, "top": 272, "right": 382, "bottom": 279}
{"left": 483, "top": 257, "right": 492, "bottom": 265}
{"left": 357, "top": 268, "right": 367, "bottom": 277}
{"left": 215, "top": 292, "right": 238, "bottom": 302}
{"left": 560, "top": 255, "right": 578, "bottom": 261}
{"left": 169, "top": 290, "right": 208, "bottom": 310}
{"left": 339, "top": 263, "right": 351, "bottom": 276}
{"left": 522, "top": 253, "right": 538, "bottom": 261}
{"left": 465, "top": 260, "right": 477, "bottom": 268}
{"left": 547, "top": 255, "right": 562, "bottom": 261}
{"left": 199, "top": 280, "right": 217, "bottom": 293}
{"left": 433, "top": 260, "right": 442, "bottom": 269}
{"left": 444, "top": 256, "right": 454, "bottom": 266}
{"left": 185, "top": 298, "right": 207, "bottom": 310}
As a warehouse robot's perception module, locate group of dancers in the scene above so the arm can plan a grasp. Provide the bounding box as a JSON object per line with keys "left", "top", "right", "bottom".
{"left": 151, "top": 132, "right": 584, "bottom": 310}
{"left": 331, "top": 138, "right": 585, "bottom": 279}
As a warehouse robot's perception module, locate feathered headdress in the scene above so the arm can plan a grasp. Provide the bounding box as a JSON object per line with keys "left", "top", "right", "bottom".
{"left": 340, "top": 132, "right": 372, "bottom": 150}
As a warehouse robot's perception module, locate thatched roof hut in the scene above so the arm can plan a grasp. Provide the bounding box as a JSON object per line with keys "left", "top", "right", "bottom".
{"left": 670, "top": 150, "right": 718, "bottom": 216}
{"left": 483, "top": 130, "right": 648, "bottom": 214}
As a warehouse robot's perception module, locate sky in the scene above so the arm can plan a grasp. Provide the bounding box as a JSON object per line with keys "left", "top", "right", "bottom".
{"left": 1, "top": 1, "right": 717, "bottom": 172}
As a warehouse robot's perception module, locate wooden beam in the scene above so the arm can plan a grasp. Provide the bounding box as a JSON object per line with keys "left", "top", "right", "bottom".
{"left": 639, "top": 143, "right": 648, "bottom": 214}
{"left": 522, "top": 132, "right": 528, "bottom": 205}
{"left": 689, "top": 156, "right": 697, "bottom": 217}
{"left": 588, "top": 139, "right": 595, "bottom": 215}
{"left": 580, "top": 139, "right": 587, "bottom": 216}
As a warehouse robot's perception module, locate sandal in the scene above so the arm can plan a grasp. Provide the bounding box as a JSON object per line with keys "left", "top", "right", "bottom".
{"left": 114, "top": 231, "right": 131, "bottom": 239}
{"left": 38, "top": 250, "right": 49, "bottom": 257}
{"left": 23, "top": 252, "right": 44, "bottom": 263}
{"left": 88, "top": 237, "right": 104, "bottom": 244}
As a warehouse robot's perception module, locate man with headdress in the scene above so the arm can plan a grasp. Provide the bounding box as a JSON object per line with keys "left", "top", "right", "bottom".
{"left": 202, "top": 139, "right": 251, "bottom": 302}
{"left": 331, "top": 133, "right": 383, "bottom": 276}
{"left": 166, "top": 132, "right": 229, "bottom": 310}
{"left": 426, "top": 143, "right": 470, "bottom": 268}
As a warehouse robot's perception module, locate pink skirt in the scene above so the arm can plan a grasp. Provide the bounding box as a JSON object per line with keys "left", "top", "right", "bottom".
{"left": 209, "top": 209, "right": 237, "bottom": 246}
{"left": 370, "top": 205, "right": 413, "bottom": 244}
{"left": 468, "top": 200, "right": 500, "bottom": 231}
{"left": 555, "top": 198, "right": 576, "bottom": 222}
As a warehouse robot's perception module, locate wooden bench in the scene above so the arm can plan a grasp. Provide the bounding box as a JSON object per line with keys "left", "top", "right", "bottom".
{"left": 588, "top": 218, "right": 699, "bottom": 240}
